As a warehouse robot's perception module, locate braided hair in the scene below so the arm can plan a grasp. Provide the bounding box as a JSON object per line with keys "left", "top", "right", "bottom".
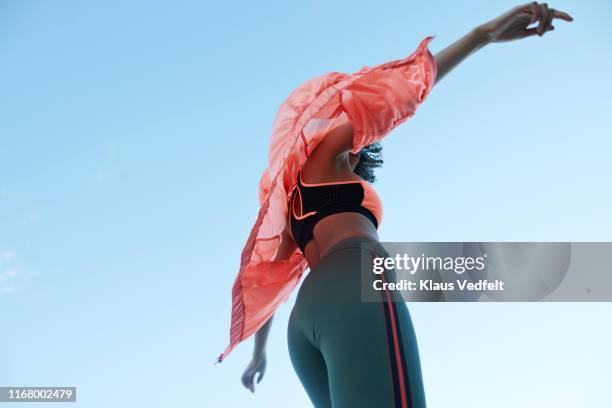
{"left": 352, "top": 142, "right": 383, "bottom": 183}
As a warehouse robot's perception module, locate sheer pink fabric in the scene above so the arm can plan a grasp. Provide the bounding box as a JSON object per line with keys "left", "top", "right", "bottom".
{"left": 218, "top": 36, "right": 437, "bottom": 362}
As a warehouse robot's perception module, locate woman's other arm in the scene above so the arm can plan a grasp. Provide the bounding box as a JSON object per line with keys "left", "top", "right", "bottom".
{"left": 434, "top": 2, "right": 573, "bottom": 84}
{"left": 241, "top": 226, "right": 298, "bottom": 393}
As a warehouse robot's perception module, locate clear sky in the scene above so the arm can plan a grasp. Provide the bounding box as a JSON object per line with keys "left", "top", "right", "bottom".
{"left": 1, "top": 0, "right": 611, "bottom": 407}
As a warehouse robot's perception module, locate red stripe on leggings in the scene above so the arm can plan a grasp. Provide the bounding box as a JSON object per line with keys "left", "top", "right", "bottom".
{"left": 380, "top": 270, "right": 408, "bottom": 408}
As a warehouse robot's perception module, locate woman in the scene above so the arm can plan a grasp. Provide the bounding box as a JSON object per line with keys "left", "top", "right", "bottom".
{"left": 219, "top": 3, "right": 573, "bottom": 407}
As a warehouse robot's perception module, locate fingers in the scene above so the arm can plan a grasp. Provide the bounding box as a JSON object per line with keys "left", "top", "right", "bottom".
{"left": 537, "top": 3, "right": 550, "bottom": 35}
{"left": 529, "top": 2, "right": 541, "bottom": 25}
{"left": 241, "top": 372, "right": 255, "bottom": 393}
{"left": 256, "top": 369, "right": 265, "bottom": 383}
{"left": 242, "top": 364, "right": 266, "bottom": 393}
{"left": 545, "top": 6, "right": 556, "bottom": 35}
{"left": 552, "top": 9, "right": 574, "bottom": 22}
{"left": 525, "top": 3, "right": 573, "bottom": 37}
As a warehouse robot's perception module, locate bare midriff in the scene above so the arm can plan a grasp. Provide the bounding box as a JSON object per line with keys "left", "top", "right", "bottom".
{"left": 303, "top": 212, "right": 379, "bottom": 267}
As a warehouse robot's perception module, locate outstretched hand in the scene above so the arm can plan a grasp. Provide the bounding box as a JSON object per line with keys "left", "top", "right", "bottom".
{"left": 479, "top": 2, "right": 573, "bottom": 43}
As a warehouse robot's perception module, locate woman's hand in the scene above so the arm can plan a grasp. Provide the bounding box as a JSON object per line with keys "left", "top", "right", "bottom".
{"left": 241, "top": 353, "right": 267, "bottom": 393}
{"left": 477, "top": 2, "right": 573, "bottom": 43}
{"left": 434, "top": 2, "right": 573, "bottom": 83}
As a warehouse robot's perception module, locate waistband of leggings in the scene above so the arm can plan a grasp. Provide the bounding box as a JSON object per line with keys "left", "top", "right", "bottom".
{"left": 319, "top": 237, "right": 381, "bottom": 263}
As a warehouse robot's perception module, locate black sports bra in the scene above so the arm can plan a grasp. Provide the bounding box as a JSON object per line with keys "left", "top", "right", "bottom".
{"left": 288, "top": 172, "right": 383, "bottom": 253}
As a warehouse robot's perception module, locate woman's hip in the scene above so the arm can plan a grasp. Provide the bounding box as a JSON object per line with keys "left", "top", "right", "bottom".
{"left": 291, "top": 237, "right": 397, "bottom": 329}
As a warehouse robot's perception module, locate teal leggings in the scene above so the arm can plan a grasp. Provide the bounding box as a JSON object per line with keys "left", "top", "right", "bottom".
{"left": 287, "top": 238, "right": 426, "bottom": 408}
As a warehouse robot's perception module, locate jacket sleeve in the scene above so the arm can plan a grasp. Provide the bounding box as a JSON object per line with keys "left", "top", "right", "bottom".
{"left": 340, "top": 36, "right": 437, "bottom": 153}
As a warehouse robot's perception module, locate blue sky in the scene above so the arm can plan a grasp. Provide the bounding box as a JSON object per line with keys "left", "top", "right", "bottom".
{"left": 1, "top": 0, "right": 611, "bottom": 407}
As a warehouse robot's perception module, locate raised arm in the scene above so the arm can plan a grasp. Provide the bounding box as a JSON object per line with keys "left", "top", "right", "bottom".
{"left": 240, "top": 226, "right": 297, "bottom": 393}
{"left": 308, "top": 3, "right": 573, "bottom": 163}
{"left": 434, "top": 2, "right": 573, "bottom": 83}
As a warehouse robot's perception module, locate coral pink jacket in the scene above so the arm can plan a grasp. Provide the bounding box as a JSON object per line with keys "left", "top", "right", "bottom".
{"left": 218, "top": 36, "right": 437, "bottom": 362}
